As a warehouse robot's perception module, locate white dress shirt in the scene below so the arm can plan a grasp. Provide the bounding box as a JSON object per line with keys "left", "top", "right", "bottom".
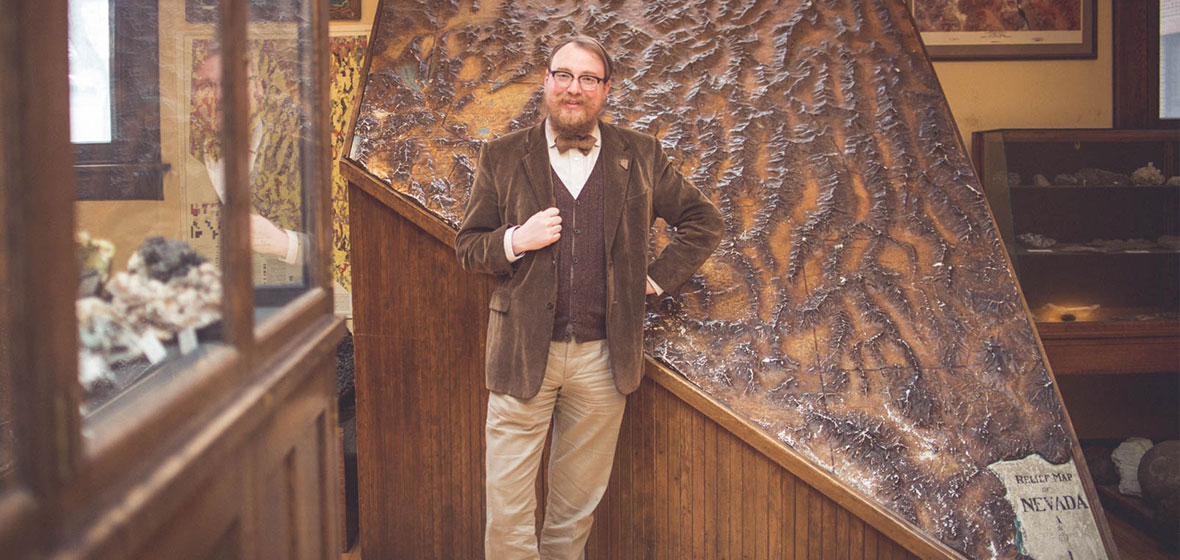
{"left": 504, "top": 120, "right": 662, "bottom": 295}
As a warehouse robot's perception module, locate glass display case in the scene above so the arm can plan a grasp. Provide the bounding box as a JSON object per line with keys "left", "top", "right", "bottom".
{"left": 974, "top": 128, "right": 1180, "bottom": 376}
{"left": 0, "top": 0, "right": 343, "bottom": 557}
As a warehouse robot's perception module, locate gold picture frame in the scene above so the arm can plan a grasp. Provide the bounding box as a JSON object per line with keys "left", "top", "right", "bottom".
{"left": 909, "top": 0, "right": 1097, "bottom": 60}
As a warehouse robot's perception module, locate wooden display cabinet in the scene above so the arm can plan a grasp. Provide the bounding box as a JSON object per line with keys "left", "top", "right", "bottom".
{"left": 974, "top": 128, "right": 1180, "bottom": 438}
{"left": 0, "top": 1, "right": 345, "bottom": 558}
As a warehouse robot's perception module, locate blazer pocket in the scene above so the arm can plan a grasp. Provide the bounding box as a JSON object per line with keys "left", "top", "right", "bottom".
{"left": 489, "top": 289, "right": 511, "bottom": 313}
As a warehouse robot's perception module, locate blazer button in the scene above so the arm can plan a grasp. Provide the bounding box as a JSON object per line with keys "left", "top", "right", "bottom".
{"left": 546, "top": 302, "right": 554, "bottom": 310}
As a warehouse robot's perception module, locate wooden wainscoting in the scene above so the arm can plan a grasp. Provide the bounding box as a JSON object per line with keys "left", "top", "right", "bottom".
{"left": 588, "top": 374, "right": 919, "bottom": 559}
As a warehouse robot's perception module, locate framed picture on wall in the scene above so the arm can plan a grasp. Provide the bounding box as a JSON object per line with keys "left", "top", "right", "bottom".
{"left": 909, "top": 0, "right": 1097, "bottom": 60}
{"left": 186, "top": 0, "right": 303, "bottom": 23}
{"left": 329, "top": 0, "right": 361, "bottom": 20}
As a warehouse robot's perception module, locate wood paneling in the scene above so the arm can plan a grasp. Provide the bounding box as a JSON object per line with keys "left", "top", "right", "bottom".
{"left": 351, "top": 182, "right": 492, "bottom": 560}
{"left": 585, "top": 377, "right": 922, "bottom": 560}
{"left": 349, "top": 171, "right": 942, "bottom": 559}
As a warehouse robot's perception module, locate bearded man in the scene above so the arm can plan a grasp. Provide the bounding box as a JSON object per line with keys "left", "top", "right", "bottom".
{"left": 456, "top": 36, "right": 723, "bottom": 560}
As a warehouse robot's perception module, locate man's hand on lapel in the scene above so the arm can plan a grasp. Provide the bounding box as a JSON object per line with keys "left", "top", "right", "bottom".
{"left": 512, "top": 207, "right": 562, "bottom": 255}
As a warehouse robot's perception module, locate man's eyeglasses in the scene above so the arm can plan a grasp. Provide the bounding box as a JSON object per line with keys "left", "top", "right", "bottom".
{"left": 548, "top": 70, "right": 606, "bottom": 90}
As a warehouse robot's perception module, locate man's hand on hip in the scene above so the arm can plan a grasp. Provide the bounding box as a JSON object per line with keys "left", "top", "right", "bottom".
{"left": 512, "top": 207, "right": 562, "bottom": 254}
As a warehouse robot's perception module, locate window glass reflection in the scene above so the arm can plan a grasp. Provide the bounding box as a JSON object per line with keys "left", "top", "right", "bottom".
{"left": 73, "top": 0, "right": 224, "bottom": 417}
{"left": 248, "top": 3, "right": 313, "bottom": 320}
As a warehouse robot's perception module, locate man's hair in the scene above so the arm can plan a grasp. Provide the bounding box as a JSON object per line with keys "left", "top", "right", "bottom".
{"left": 547, "top": 35, "right": 613, "bottom": 82}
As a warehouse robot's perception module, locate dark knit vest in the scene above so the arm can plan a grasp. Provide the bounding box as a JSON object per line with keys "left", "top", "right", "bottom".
{"left": 551, "top": 159, "right": 608, "bottom": 342}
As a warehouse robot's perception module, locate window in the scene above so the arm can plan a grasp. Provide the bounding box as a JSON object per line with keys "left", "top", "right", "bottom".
{"left": 1162, "top": 2, "right": 1180, "bottom": 119}
{"left": 69, "top": 0, "right": 166, "bottom": 200}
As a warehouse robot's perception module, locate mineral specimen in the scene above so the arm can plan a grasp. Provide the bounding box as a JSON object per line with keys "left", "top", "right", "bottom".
{"left": 1139, "top": 440, "right": 1180, "bottom": 505}
{"left": 1131, "top": 162, "right": 1165, "bottom": 186}
{"left": 1017, "top": 232, "right": 1057, "bottom": 248}
{"left": 77, "top": 237, "right": 223, "bottom": 399}
{"left": 77, "top": 232, "right": 115, "bottom": 299}
{"left": 1054, "top": 173, "right": 1079, "bottom": 186}
{"left": 77, "top": 296, "right": 145, "bottom": 392}
{"left": 1113, "top": 437, "right": 1154, "bottom": 497}
{"left": 1168, "top": 176, "right": 1180, "bottom": 187}
{"left": 1036, "top": 303, "right": 1101, "bottom": 322}
{"left": 1089, "top": 238, "right": 1156, "bottom": 252}
{"left": 134, "top": 236, "right": 209, "bottom": 283}
{"left": 1083, "top": 444, "right": 1119, "bottom": 485}
{"left": 1007, "top": 172, "right": 1022, "bottom": 188}
{"left": 1032, "top": 173, "right": 1051, "bottom": 187}
{"left": 1075, "top": 167, "right": 1132, "bottom": 187}
{"left": 1157, "top": 235, "right": 1180, "bottom": 251}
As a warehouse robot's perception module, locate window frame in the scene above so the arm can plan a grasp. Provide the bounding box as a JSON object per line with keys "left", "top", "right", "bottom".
{"left": 1113, "top": 0, "right": 1180, "bottom": 129}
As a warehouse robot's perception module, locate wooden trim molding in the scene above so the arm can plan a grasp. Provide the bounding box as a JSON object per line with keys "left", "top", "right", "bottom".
{"left": 341, "top": 158, "right": 458, "bottom": 247}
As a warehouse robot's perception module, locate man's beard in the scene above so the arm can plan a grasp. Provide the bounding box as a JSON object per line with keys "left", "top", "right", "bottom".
{"left": 545, "top": 92, "right": 603, "bottom": 136}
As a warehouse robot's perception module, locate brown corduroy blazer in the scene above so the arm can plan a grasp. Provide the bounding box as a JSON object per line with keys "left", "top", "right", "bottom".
{"left": 455, "top": 120, "right": 723, "bottom": 399}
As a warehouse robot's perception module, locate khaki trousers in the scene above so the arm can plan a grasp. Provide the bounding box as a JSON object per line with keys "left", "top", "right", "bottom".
{"left": 484, "top": 338, "right": 627, "bottom": 560}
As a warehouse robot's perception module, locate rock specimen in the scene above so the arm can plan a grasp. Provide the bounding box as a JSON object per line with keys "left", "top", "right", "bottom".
{"left": 1089, "top": 238, "right": 1156, "bottom": 252}
{"left": 1158, "top": 235, "right": 1180, "bottom": 251}
{"left": 1140, "top": 440, "right": 1180, "bottom": 503}
{"left": 1083, "top": 444, "right": 1118, "bottom": 486}
{"left": 1131, "top": 162, "right": 1165, "bottom": 186}
{"left": 1140, "top": 440, "right": 1180, "bottom": 527}
{"left": 351, "top": 1, "right": 1106, "bottom": 556}
{"left": 77, "top": 237, "right": 223, "bottom": 401}
{"left": 77, "top": 296, "right": 146, "bottom": 393}
{"left": 1017, "top": 232, "right": 1057, "bottom": 248}
{"left": 77, "top": 232, "right": 115, "bottom": 299}
{"left": 1032, "top": 173, "right": 1051, "bottom": 187}
{"left": 1168, "top": 176, "right": 1180, "bottom": 187}
{"left": 1054, "top": 173, "right": 1079, "bottom": 186}
{"left": 1007, "top": 172, "right": 1022, "bottom": 187}
{"left": 1075, "top": 167, "right": 1132, "bottom": 187}
{"left": 1113, "top": 437, "right": 1153, "bottom": 497}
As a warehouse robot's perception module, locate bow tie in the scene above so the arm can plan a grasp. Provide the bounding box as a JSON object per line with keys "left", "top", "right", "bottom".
{"left": 555, "top": 134, "right": 596, "bottom": 155}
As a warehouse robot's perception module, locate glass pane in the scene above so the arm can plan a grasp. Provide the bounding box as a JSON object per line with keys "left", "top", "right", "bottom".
{"left": 249, "top": 1, "right": 314, "bottom": 323}
{"left": 1163, "top": 3, "right": 1180, "bottom": 119}
{"left": 74, "top": 0, "right": 225, "bottom": 418}
{"left": 68, "top": 0, "right": 112, "bottom": 144}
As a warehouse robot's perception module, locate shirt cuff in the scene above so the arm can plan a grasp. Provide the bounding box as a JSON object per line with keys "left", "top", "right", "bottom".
{"left": 646, "top": 276, "right": 664, "bottom": 296}
{"left": 504, "top": 226, "right": 523, "bottom": 263}
{"left": 281, "top": 229, "right": 300, "bottom": 264}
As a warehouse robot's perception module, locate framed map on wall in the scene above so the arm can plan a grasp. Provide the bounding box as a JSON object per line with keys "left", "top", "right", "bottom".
{"left": 909, "top": 0, "right": 1097, "bottom": 59}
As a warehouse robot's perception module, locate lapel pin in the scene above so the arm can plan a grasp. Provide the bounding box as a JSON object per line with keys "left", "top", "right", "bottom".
{"left": 619, "top": 158, "right": 630, "bottom": 170}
